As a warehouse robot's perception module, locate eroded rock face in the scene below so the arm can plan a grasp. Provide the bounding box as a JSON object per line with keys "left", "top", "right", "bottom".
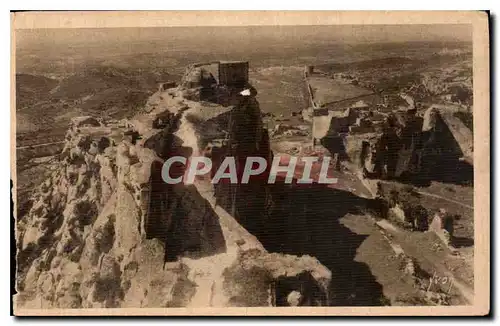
{"left": 376, "top": 184, "right": 429, "bottom": 231}
{"left": 357, "top": 106, "right": 473, "bottom": 184}
{"left": 15, "top": 66, "right": 332, "bottom": 309}
{"left": 429, "top": 209, "right": 455, "bottom": 247}
{"left": 359, "top": 110, "right": 424, "bottom": 180}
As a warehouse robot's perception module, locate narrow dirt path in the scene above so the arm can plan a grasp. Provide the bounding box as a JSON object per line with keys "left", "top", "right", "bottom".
{"left": 416, "top": 190, "right": 473, "bottom": 210}
{"left": 182, "top": 179, "right": 263, "bottom": 307}
{"left": 183, "top": 251, "right": 236, "bottom": 307}
{"left": 16, "top": 141, "right": 65, "bottom": 150}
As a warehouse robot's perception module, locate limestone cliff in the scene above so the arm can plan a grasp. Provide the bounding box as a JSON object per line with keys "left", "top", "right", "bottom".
{"left": 15, "top": 71, "right": 331, "bottom": 309}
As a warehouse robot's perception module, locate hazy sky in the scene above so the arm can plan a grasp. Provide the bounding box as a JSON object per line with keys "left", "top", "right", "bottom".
{"left": 16, "top": 24, "right": 472, "bottom": 49}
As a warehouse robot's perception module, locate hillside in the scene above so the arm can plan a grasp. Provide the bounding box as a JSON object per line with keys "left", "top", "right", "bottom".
{"left": 15, "top": 73, "right": 332, "bottom": 309}
{"left": 15, "top": 66, "right": 177, "bottom": 134}
{"left": 16, "top": 74, "right": 59, "bottom": 109}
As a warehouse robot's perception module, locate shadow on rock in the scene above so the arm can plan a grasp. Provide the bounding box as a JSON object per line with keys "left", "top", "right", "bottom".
{"left": 234, "top": 181, "right": 388, "bottom": 306}
{"left": 451, "top": 236, "right": 474, "bottom": 248}
{"left": 147, "top": 160, "right": 227, "bottom": 263}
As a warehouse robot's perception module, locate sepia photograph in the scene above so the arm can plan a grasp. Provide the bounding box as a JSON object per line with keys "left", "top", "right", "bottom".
{"left": 11, "top": 11, "right": 490, "bottom": 316}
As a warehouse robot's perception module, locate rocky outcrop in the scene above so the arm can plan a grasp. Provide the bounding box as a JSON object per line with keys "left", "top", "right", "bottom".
{"left": 429, "top": 209, "right": 455, "bottom": 247}
{"left": 15, "top": 66, "right": 332, "bottom": 309}
{"left": 375, "top": 184, "right": 429, "bottom": 231}
{"left": 356, "top": 106, "right": 473, "bottom": 185}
